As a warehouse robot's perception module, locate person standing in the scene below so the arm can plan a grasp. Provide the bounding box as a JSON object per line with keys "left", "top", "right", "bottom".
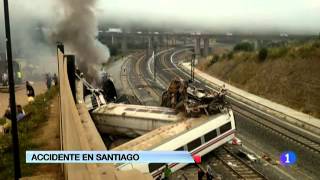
{"left": 26, "top": 81, "right": 35, "bottom": 102}
{"left": 2, "top": 107, "right": 12, "bottom": 133}
{"left": 16, "top": 105, "right": 25, "bottom": 121}
{"left": 46, "top": 74, "right": 52, "bottom": 89}
{"left": 2, "top": 72, "right": 8, "bottom": 86}
{"left": 206, "top": 165, "right": 214, "bottom": 180}
{"left": 163, "top": 164, "right": 172, "bottom": 180}
{"left": 53, "top": 73, "right": 58, "bottom": 86}
{"left": 197, "top": 167, "right": 205, "bottom": 180}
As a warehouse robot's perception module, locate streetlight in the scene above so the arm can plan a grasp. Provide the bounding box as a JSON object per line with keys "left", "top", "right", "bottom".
{"left": 3, "top": 0, "right": 22, "bottom": 179}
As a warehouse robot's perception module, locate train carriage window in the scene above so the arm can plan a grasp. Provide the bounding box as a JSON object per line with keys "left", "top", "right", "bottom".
{"left": 164, "top": 111, "right": 178, "bottom": 115}
{"left": 137, "top": 109, "right": 148, "bottom": 112}
{"left": 204, "top": 129, "right": 217, "bottom": 142}
{"left": 175, "top": 146, "right": 184, "bottom": 151}
{"left": 219, "top": 122, "right": 232, "bottom": 134}
{"left": 187, "top": 138, "right": 202, "bottom": 151}
{"left": 124, "top": 108, "right": 136, "bottom": 111}
{"left": 148, "top": 163, "right": 165, "bottom": 172}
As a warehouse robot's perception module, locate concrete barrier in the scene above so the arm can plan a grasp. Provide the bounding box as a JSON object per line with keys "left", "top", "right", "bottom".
{"left": 57, "top": 47, "right": 152, "bottom": 180}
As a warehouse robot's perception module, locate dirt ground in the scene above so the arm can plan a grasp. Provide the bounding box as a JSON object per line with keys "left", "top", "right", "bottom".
{"left": 0, "top": 82, "right": 46, "bottom": 116}
{"left": 22, "top": 95, "right": 63, "bottom": 180}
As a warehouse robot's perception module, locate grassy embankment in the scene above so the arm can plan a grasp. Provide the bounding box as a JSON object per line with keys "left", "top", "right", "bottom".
{"left": 0, "top": 87, "right": 58, "bottom": 179}
{"left": 198, "top": 40, "right": 320, "bottom": 118}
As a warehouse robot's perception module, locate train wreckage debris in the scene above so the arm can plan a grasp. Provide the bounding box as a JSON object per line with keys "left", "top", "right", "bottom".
{"left": 161, "top": 78, "right": 229, "bottom": 117}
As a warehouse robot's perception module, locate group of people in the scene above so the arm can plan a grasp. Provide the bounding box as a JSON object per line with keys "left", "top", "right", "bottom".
{"left": 46, "top": 73, "right": 58, "bottom": 90}
{"left": 197, "top": 165, "right": 214, "bottom": 180}
{"left": 1, "top": 105, "right": 26, "bottom": 134}
{"left": 0, "top": 80, "right": 34, "bottom": 134}
{"left": 1, "top": 72, "right": 58, "bottom": 134}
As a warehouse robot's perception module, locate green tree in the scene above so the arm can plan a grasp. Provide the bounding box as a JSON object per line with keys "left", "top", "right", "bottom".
{"left": 258, "top": 48, "right": 268, "bottom": 62}
{"left": 109, "top": 45, "right": 119, "bottom": 56}
{"left": 209, "top": 55, "right": 219, "bottom": 66}
{"left": 227, "top": 52, "right": 234, "bottom": 59}
{"left": 234, "top": 42, "right": 254, "bottom": 52}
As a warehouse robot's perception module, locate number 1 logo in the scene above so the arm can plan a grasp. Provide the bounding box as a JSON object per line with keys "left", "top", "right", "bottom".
{"left": 280, "top": 151, "right": 297, "bottom": 165}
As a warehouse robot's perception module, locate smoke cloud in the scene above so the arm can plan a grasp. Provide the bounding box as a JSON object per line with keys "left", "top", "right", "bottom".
{"left": 1, "top": 0, "right": 319, "bottom": 82}
{"left": 52, "top": 0, "right": 110, "bottom": 84}
{"left": 0, "top": 0, "right": 58, "bottom": 80}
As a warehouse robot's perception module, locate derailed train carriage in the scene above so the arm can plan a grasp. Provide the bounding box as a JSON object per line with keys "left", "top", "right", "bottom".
{"left": 115, "top": 79, "right": 235, "bottom": 178}
{"left": 116, "top": 108, "right": 235, "bottom": 178}
{"left": 80, "top": 73, "right": 236, "bottom": 178}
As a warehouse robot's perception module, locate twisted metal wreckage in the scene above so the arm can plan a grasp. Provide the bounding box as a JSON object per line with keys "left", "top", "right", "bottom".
{"left": 161, "top": 78, "right": 229, "bottom": 117}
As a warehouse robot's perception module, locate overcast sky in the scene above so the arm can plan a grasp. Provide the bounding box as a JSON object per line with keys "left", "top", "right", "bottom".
{"left": 96, "top": 0, "right": 320, "bottom": 34}
{"left": 1, "top": 0, "right": 320, "bottom": 35}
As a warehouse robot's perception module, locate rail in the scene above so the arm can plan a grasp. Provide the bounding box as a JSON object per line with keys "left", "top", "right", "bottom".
{"left": 177, "top": 58, "right": 320, "bottom": 137}
{"left": 215, "top": 146, "right": 267, "bottom": 180}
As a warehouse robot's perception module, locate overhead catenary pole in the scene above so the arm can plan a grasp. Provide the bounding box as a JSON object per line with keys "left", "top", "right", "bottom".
{"left": 146, "top": 37, "right": 149, "bottom": 61}
{"left": 3, "top": 0, "right": 22, "bottom": 179}
{"left": 153, "top": 41, "right": 157, "bottom": 81}
{"left": 191, "top": 53, "right": 195, "bottom": 82}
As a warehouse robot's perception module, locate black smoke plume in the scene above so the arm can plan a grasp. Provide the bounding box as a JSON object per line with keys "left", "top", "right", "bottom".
{"left": 52, "top": 0, "right": 110, "bottom": 84}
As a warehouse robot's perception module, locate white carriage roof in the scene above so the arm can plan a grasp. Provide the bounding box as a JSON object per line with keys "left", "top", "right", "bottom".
{"left": 112, "top": 115, "right": 210, "bottom": 151}
{"left": 93, "top": 103, "right": 181, "bottom": 122}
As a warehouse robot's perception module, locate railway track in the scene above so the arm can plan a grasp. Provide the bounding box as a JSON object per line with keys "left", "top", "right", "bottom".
{"left": 136, "top": 51, "right": 163, "bottom": 98}
{"left": 120, "top": 52, "right": 160, "bottom": 105}
{"left": 120, "top": 52, "right": 143, "bottom": 105}
{"left": 143, "top": 48, "right": 320, "bottom": 177}
{"left": 215, "top": 146, "right": 267, "bottom": 180}
{"left": 124, "top": 49, "right": 320, "bottom": 178}
{"left": 164, "top": 49, "right": 320, "bottom": 154}
{"left": 233, "top": 104, "right": 320, "bottom": 154}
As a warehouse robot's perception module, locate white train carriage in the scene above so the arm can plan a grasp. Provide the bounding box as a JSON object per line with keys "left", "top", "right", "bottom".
{"left": 116, "top": 110, "right": 235, "bottom": 178}
{"left": 92, "top": 103, "right": 181, "bottom": 136}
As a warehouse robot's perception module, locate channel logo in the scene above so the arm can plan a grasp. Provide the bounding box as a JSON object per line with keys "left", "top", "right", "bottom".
{"left": 280, "top": 151, "right": 297, "bottom": 166}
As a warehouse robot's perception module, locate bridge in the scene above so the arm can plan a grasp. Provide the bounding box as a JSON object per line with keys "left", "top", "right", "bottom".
{"left": 98, "top": 31, "right": 315, "bottom": 56}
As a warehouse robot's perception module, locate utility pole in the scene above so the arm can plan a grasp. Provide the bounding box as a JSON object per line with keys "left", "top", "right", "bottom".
{"left": 153, "top": 37, "right": 157, "bottom": 81}
{"left": 145, "top": 38, "right": 149, "bottom": 61}
{"left": 3, "top": 0, "right": 22, "bottom": 179}
{"left": 190, "top": 53, "right": 195, "bottom": 82}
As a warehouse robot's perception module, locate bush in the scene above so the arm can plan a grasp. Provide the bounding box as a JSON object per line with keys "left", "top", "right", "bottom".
{"left": 209, "top": 55, "right": 219, "bottom": 66}
{"left": 258, "top": 48, "right": 268, "bottom": 62}
{"left": 312, "top": 41, "right": 320, "bottom": 49}
{"left": 234, "top": 42, "right": 254, "bottom": 52}
{"left": 227, "top": 52, "right": 234, "bottom": 59}
{"left": 269, "top": 47, "right": 288, "bottom": 59}
{"left": 222, "top": 53, "right": 227, "bottom": 59}
{"left": 0, "top": 118, "right": 5, "bottom": 125}
{"left": 108, "top": 45, "right": 119, "bottom": 56}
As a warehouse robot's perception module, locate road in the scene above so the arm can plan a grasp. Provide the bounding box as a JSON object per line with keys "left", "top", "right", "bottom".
{"left": 0, "top": 82, "right": 47, "bottom": 116}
